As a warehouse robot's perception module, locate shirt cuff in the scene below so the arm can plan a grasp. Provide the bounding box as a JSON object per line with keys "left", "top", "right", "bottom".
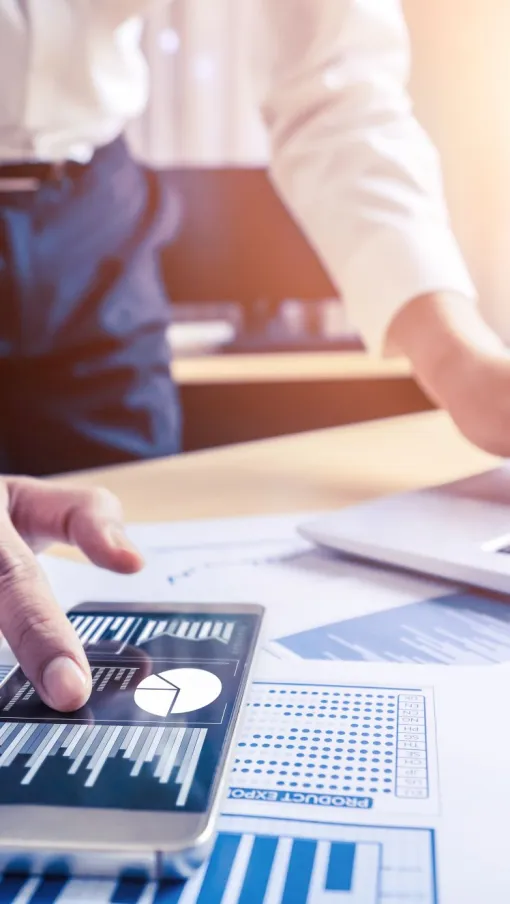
{"left": 340, "top": 226, "right": 477, "bottom": 355}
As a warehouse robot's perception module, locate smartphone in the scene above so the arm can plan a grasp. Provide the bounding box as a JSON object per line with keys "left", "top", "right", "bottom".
{"left": 0, "top": 602, "right": 264, "bottom": 880}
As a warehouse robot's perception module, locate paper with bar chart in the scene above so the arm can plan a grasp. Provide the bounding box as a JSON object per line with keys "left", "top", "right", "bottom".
{"left": 0, "top": 512, "right": 507, "bottom": 902}
{"left": 0, "top": 654, "right": 507, "bottom": 901}
{"left": 218, "top": 660, "right": 510, "bottom": 904}
{"left": 172, "top": 815, "right": 437, "bottom": 904}
{"left": 0, "top": 814, "right": 438, "bottom": 904}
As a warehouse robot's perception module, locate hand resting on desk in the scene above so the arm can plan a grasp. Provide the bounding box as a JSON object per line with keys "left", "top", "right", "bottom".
{"left": 389, "top": 290, "right": 510, "bottom": 457}
{"left": 0, "top": 478, "right": 143, "bottom": 713}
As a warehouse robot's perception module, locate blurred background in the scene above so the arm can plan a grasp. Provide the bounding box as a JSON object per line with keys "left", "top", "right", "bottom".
{"left": 125, "top": 0, "right": 510, "bottom": 449}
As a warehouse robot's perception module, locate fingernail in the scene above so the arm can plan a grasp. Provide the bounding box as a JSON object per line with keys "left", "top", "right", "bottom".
{"left": 108, "top": 526, "right": 137, "bottom": 553}
{"left": 42, "top": 656, "right": 89, "bottom": 712}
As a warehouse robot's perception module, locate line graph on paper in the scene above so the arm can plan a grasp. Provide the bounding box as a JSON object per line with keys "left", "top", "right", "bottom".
{"left": 151, "top": 533, "right": 510, "bottom": 666}
{"left": 163, "top": 538, "right": 309, "bottom": 587}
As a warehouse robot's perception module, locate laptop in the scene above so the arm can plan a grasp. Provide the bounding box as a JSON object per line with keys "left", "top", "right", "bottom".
{"left": 300, "top": 466, "right": 510, "bottom": 594}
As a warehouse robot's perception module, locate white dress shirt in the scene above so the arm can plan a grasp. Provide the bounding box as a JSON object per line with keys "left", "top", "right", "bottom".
{"left": 0, "top": 0, "right": 475, "bottom": 352}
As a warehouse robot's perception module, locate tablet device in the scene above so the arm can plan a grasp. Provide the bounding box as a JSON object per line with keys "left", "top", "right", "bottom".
{"left": 0, "top": 602, "right": 264, "bottom": 880}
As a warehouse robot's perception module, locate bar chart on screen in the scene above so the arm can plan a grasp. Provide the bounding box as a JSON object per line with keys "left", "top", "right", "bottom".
{"left": 0, "top": 719, "right": 206, "bottom": 808}
{"left": 68, "top": 613, "right": 237, "bottom": 653}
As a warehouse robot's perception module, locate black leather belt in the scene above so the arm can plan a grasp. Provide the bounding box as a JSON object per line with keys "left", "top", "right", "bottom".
{"left": 0, "top": 160, "right": 84, "bottom": 192}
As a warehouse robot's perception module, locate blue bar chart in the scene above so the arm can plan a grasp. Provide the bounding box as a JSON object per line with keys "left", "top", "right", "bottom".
{"left": 0, "top": 816, "right": 436, "bottom": 903}
{"left": 175, "top": 815, "right": 436, "bottom": 904}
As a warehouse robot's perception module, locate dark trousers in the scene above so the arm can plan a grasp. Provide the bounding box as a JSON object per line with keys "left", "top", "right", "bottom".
{"left": 0, "top": 139, "right": 181, "bottom": 476}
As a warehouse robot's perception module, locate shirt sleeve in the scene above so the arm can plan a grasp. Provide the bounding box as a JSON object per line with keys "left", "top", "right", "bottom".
{"left": 252, "top": 0, "right": 477, "bottom": 353}
{"left": 95, "top": 0, "right": 168, "bottom": 27}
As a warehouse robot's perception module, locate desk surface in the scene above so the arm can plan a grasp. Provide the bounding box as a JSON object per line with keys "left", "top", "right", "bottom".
{"left": 55, "top": 412, "right": 497, "bottom": 524}
{"left": 173, "top": 351, "right": 412, "bottom": 385}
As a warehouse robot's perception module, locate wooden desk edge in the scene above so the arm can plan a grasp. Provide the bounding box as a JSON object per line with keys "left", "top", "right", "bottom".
{"left": 173, "top": 352, "right": 412, "bottom": 385}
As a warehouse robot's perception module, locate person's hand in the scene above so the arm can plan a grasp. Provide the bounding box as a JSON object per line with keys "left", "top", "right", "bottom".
{"left": 0, "top": 477, "right": 143, "bottom": 713}
{"left": 387, "top": 291, "right": 510, "bottom": 457}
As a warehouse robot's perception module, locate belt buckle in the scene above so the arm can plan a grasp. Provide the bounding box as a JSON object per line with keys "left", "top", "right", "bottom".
{"left": 48, "top": 161, "right": 66, "bottom": 184}
{"left": 0, "top": 161, "right": 67, "bottom": 193}
{"left": 0, "top": 177, "right": 41, "bottom": 193}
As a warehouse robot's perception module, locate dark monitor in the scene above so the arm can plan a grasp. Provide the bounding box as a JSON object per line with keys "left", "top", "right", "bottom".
{"left": 159, "top": 167, "right": 338, "bottom": 305}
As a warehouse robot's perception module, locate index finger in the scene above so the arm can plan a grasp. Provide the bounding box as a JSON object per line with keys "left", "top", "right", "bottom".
{"left": 0, "top": 516, "right": 91, "bottom": 712}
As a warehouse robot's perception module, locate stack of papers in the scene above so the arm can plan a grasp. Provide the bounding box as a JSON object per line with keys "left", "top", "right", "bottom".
{"left": 3, "top": 511, "right": 510, "bottom": 903}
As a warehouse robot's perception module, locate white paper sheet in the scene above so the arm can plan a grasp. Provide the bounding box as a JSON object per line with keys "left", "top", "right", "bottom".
{"left": 224, "top": 658, "right": 510, "bottom": 904}
{"left": 2, "top": 512, "right": 510, "bottom": 903}
{"left": 39, "top": 511, "right": 510, "bottom": 668}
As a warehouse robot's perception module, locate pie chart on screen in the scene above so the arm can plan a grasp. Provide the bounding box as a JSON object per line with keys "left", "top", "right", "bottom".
{"left": 134, "top": 668, "right": 222, "bottom": 718}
